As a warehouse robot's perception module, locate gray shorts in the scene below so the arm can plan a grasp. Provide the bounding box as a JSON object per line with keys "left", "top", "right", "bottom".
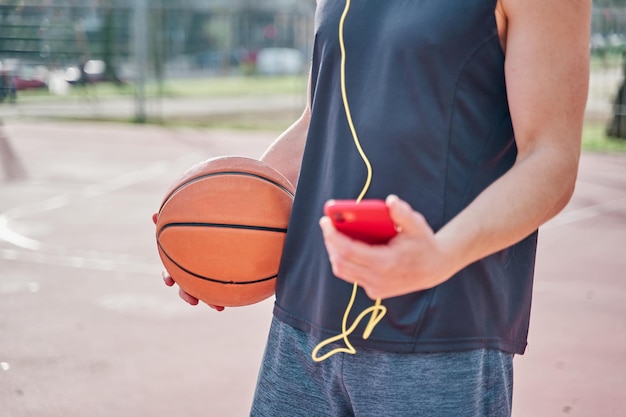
{"left": 250, "top": 317, "right": 513, "bottom": 417}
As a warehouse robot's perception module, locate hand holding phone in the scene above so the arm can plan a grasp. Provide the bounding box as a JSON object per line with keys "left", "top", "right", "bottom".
{"left": 324, "top": 199, "right": 397, "bottom": 244}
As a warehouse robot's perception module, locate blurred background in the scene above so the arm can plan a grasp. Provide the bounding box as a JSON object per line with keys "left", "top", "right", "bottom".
{"left": 0, "top": 0, "right": 626, "bottom": 140}
{"left": 1, "top": 1, "right": 625, "bottom": 417}
{"left": 0, "top": 0, "right": 315, "bottom": 128}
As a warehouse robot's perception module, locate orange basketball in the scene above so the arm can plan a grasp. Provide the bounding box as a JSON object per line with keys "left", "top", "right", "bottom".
{"left": 155, "top": 156, "right": 295, "bottom": 307}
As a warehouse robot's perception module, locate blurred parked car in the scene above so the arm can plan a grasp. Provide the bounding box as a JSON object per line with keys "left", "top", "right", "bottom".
{"left": 0, "top": 59, "right": 49, "bottom": 91}
{"left": 64, "top": 59, "right": 106, "bottom": 84}
{"left": 256, "top": 48, "right": 304, "bottom": 75}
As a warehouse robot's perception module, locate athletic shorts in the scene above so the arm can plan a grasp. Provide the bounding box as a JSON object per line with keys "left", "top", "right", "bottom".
{"left": 250, "top": 317, "right": 514, "bottom": 417}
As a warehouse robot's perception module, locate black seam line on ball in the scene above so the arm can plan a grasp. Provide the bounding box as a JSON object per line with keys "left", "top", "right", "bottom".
{"left": 159, "top": 223, "right": 288, "bottom": 234}
{"left": 158, "top": 171, "right": 295, "bottom": 213}
{"left": 157, "top": 242, "right": 278, "bottom": 285}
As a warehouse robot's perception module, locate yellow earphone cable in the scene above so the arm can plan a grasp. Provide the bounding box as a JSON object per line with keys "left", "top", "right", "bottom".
{"left": 311, "top": 0, "right": 387, "bottom": 363}
{"left": 339, "top": 0, "right": 371, "bottom": 204}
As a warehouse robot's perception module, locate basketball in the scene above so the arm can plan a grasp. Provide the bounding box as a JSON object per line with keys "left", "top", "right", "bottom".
{"left": 155, "top": 156, "right": 295, "bottom": 307}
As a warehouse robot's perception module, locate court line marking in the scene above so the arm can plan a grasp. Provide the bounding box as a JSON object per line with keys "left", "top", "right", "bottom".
{"left": 0, "top": 247, "right": 157, "bottom": 274}
{"left": 2, "top": 156, "right": 624, "bottom": 267}
{"left": 543, "top": 196, "right": 626, "bottom": 229}
{"left": 0, "top": 154, "right": 199, "bottom": 268}
{"left": 0, "top": 215, "right": 43, "bottom": 251}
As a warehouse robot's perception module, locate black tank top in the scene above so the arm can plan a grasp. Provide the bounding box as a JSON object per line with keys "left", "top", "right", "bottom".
{"left": 274, "top": 0, "right": 537, "bottom": 354}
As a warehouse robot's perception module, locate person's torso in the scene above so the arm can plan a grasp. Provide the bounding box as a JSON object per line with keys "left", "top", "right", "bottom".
{"left": 274, "top": 0, "right": 536, "bottom": 355}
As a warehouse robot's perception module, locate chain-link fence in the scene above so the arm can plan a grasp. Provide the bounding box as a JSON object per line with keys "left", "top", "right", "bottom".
{"left": 590, "top": 7, "right": 626, "bottom": 119}
{"left": 590, "top": 6, "right": 626, "bottom": 139}
{"left": 2, "top": 1, "right": 316, "bottom": 72}
{"left": 0, "top": 0, "right": 315, "bottom": 127}
{"left": 1, "top": 3, "right": 625, "bottom": 128}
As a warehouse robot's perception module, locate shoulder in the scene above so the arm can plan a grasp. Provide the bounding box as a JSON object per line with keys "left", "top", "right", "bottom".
{"left": 498, "top": 0, "right": 591, "bottom": 59}
{"left": 499, "top": 0, "right": 591, "bottom": 27}
{"left": 500, "top": 0, "right": 590, "bottom": 157}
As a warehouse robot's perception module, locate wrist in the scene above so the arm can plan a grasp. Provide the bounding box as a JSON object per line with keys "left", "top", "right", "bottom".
{"left": 432, "top": 226, "right": 471, "bottom": 283}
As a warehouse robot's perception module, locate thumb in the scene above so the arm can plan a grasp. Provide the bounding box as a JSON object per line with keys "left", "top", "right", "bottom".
{"left": 386, "top": 195, "right": 432, "bottom": 237}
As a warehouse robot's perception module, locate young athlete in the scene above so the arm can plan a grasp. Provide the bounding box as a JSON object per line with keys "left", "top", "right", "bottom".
{"left": 161, "top": 0, "right": 590, "bottom": 415}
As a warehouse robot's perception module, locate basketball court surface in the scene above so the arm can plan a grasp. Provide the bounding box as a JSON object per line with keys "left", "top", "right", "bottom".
{"left": 1, "top": 121, "right": 625, "bottom": 417}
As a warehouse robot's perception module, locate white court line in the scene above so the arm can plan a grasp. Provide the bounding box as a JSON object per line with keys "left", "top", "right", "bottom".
{"left": 0, "top": 215, "right": 43, "bottom": 250}
{"left": 543, "top": 196, "right": 626, "bottom": 229}
{"left": 4, "top": 154, "right": 622, "bottom": 268}
{"left": 0, "top": 247, "right": 157, "bottom": 274}
{"left": 0, "top": 193, "right": 72, "bottom": 250}
{"left": 0, "top": 154, "right": 200, "bottom": 268}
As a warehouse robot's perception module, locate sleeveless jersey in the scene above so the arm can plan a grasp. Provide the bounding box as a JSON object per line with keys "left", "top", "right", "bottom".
{"left": 274, "top": 0, "right": 537, "bottom": 354}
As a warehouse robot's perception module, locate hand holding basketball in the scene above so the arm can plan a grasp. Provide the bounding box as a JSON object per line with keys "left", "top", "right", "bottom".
{"left": 153, "top": 213, "right": 224, "bottom": 310}
{"left": 163, "top": 269, "right": 226, "bottom": 311}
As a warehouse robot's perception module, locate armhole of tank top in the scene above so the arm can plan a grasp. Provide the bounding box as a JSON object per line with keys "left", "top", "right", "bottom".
{"left": 495, "top": 0, "right": 508, "bottom": 55}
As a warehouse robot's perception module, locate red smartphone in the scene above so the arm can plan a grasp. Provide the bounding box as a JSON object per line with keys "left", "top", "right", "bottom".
{"left": 324, "top": 199, "right": 397, "bottom": 244}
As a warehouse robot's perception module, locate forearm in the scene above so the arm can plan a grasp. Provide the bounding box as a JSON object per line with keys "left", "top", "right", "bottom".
{"left": 435, "top": 141, "right": 580, "bottom": 278}
{"left": 261, "top": 68, "right": 312, "bottom": 187}
{"left": 260, "top": 107, "right": 310, "bottom": 188}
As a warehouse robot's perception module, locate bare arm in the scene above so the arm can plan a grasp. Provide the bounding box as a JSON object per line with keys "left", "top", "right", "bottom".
{"left": 160, "top": 72, "right": 312, "bottom": 307}
{"left": 260, "top": 72, "right": 312, "bottom": 187}
{"left": 320, "top": 0, "right": 591, "bottom": 299}
{"left": 434, "top": 0, "right": 591, "bottom": 277}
